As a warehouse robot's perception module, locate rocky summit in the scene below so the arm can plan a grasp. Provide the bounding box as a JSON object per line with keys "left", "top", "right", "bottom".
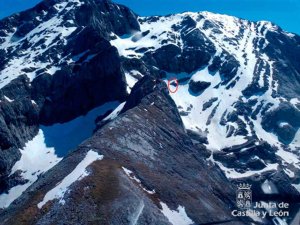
{"left": 0, "top": 0, "right": 299, "bottom": 224}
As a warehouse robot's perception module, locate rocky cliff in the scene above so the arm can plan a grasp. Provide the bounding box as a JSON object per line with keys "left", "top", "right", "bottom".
{"left": 0, "top": 0, "right": 299, "bottom": 224}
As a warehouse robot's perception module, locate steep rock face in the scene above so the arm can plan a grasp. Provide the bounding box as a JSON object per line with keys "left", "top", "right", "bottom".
{"left": 0, "top": 76, "right": 39, "bottom": 191}
{"left": 264, "top": 29, "right": 300, "bottom": 99}
{"left": 0, "top": 75, "right": 38, "bottom": 151}
{"left": 0, "top": 77, "right": 250, "bottom": 225}
{"left": 74, "top": 0, "right": 140, "bottom": 38}
{"left": 37, "top": 38, "right": 127, "bottom": 124}
{"left": 0, "top": 0, "right": 139, "bottom": 187}
{"left": 0, "top": 0, "right": 139, "bottom": 124}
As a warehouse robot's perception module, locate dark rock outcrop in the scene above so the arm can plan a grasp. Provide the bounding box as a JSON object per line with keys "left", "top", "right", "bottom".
{"left": 0, "top": 76, "right": 39, "bottom": 190}
{"left": 38, "top": 41, "right": 127, "bottom": 124}
{"left": 188, "top": 80, "right": 211, "bottom": 95}
{"left": 264, "top": 28, "right": 300, "bottom": 99}
{"left": 203, "top": 97, "right": 218, "bottom": 111}
{"left": 261, "top": 102, "right": 300, "bottom": 144}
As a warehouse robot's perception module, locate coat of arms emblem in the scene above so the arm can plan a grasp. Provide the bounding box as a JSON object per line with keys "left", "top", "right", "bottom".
{"left": 236, "top": 183, "right": 252, "bottom": 209}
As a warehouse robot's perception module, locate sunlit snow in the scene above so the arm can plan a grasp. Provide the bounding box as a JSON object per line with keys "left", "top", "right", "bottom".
{"left": 160, "top": 202, "right": 194, "bottom": 225}
{"left": 38, "top": 150, "right": 103, "bottom": 209}
{"left": 122, "top": 167, "right": 155, "bottom": 195}
{"left": 0, "top": 130, "right": 61, "bottom": 209}
{"left": 0, "top": 101, "right": 119, "bottom": 209}
{"left": 110, "top": 11, "right": 300, "bottom": 181}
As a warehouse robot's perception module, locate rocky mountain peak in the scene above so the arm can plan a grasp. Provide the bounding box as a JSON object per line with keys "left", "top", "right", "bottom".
{"left": 0, "top": 0, "right": 299, "bottom": 224}
{"left": 0, "top": 0, "right": 139, "bottom": 195}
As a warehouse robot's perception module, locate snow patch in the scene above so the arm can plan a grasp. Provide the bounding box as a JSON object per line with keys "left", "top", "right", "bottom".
{"left": 122, "top": 167, "right": 155, "bottom": 195}
{"left": 216, "top": 161, "right": 279, "bottom": 179}
{"left": 0, "top": 130, "right": 61, "bottom": 209}
{"left": 278, "top": 122, "right": 289, "bottom": 128}
{"left": 104, "top": 102, "right": 126, "bottom": 121}
{"left": 4, "top": 95, "right": 14, "bottom": 102}
{"left": 292, "top": 183, "right": 300, "bottom": 193}
{"left": 125, "top": 72, "right": 139, "bottom": 93}
{"left": 37, "top": 150, "right": 103, "bottom": 209}
{"left": 276, "top": 148, "right": 300, "bottom": 169}
{"left": 160, "top": 202, "right": 194, "bottom": 225}
{"left": 261, "top": 179, "right": 278, "bottom": 194}
{"left": 0, "top": 102, "right": 118, "bottom": 209}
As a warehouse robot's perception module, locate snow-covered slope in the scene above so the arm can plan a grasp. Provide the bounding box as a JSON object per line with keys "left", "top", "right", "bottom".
{"left": 0, "top": 0, "right": 82, "bottom": 88}
{"left": 0, "top": 0, "right": 300, "bottom": 224}
{"left": 0, "top": 130, "right": 61, "bottom": 209}
{"left": 0, "top": 101, "right": 118, "bottom": 209}
{"left": 37, "top": 149, "right": 103, "bottom": 209}
{"left": 110, "top": 12, "right": 300, "bottom": 188}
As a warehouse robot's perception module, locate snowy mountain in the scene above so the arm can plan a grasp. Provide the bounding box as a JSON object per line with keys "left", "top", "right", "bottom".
{"left": 0, "top": 0, "right": 299, "bottom": 224}
{"left": 111, "top": 11, "right": 300, "bottom": 188}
